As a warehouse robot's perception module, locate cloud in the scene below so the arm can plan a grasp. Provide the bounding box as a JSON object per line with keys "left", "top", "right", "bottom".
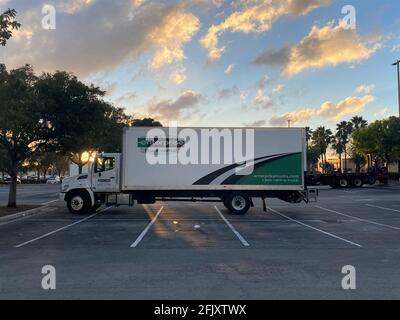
{"left": 254, "top": 90, "right": 272, "bottom": 109}
{"left": 218, "top": 85, "right": 240, "bottom": 99}
{"left": 255, "top": 23, "right": 380, "bottom": 75}
{"left": 148, "top": 10, "right": 200, "bottom": 69}
{"left": 253, "top": 74, "right": 272, "bottom": 109}
{"left": 244, "top": 119, "right": 267, "bottom": 127}
{"left": 147, "top": 90, "right": 205, "bottom": 120}
{"left": 374, "top": 107, "right": 389, "bottom": 118}
{"left": 355, "top": 84, "right": 375, "bottom": 94}
{"left": 224, "top": 64, "right": 235, "bottom": 74}
{"left": 318, "top": 95, "right": 375, "bottom": 120}
{"left": 169, "top": 66, "right": 187, "bottom": 84}
{"left": 200, "top": 0, "right": 332, "bottom": 61}
{"left": 269, "top": 95, "right": 375, "bottom": 126}
{"left": 2, "top": 1, "right": 200, "bottom": 77}
{"left": 57, "top": 0, "right": 97, "bottom": 14}
{"left": 115, "top": 92, "right": 137, "bottom": 105}
{"left": 273, "top": 84, "right": 285, "bottom": 93}
{"left": 270, "top": 108, "right": 316, "bottom": 126}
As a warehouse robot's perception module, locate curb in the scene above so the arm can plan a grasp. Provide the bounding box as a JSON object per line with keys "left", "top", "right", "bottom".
{"left": 0, "top": 205, "right": 57, "bottom": 224}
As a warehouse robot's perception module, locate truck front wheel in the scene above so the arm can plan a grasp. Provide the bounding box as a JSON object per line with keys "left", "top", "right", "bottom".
{"left": 225, "top": 193, "right": 250, "bottom": 215}
{"left": 67, "top": 191, "right": 92, "bottom": 214}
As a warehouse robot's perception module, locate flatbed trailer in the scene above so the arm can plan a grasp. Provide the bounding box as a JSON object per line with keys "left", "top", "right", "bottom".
{"left": 307, "top": 167, "right": 388, "bottom": 188}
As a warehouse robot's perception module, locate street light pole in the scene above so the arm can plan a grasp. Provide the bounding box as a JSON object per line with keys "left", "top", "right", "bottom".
{"left": 393, "top": 60, "right": 400, "bottom": 178}
{"left": 393, "top": 60, "right": 400, "bottom": 117}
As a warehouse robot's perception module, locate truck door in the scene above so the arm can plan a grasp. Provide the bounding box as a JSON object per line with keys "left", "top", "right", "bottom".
{"left": 92, "top": 155, "right": 120, "bottom": 193}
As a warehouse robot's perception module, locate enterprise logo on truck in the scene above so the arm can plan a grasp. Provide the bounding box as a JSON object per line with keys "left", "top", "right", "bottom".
{"left": 140, "top": 126, "right": 255, "bottom": 176}
{"left": 137, "top": 137, "right": 186, "bottom": 149}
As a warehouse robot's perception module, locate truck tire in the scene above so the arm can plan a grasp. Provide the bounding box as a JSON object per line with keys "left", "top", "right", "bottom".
{"left": 367, "top": 176, "right": 376, "bottom": 185}
{"left": 339, "top": 178, "right": 348, "bottom": 188}
{"left": 225, "top": 193, "right": 250, "bottom": 215}
{"left": 67, "top": 191, "right": 92, "bottom": 214}
{"left": 353, "top": 177, "right": 363, "bottom": 188}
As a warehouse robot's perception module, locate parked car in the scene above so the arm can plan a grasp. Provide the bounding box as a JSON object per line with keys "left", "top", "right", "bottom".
{"left": 4, "top": 177, "right": 22, "bottom": 184}
{"left": 46, "top": 176, "right": 61, "bottom": 184}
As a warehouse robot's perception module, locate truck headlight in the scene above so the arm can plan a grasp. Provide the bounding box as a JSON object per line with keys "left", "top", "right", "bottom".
{"left": 62, "top": 184, "right": 69, "bottom": 192}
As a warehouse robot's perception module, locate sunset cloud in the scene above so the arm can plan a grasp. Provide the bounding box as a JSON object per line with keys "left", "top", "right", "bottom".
{"left": 147, "top": 90, "right": 205, "bottom": 120}
{"left": 148, "top": 10, "right": 200, "bottom": 69}
{"left": 2, "top": 1, "right": 200, "bottom": 77}
{"left": 224, "top": 64, "right": 235, "bottom": 74}
{"left": 269, "top": 95, "right": 375, "bottom": 126}
{"left": 355, "top": 84, "right": 376, "bottom": 94}
{"left": 169, "top": 66, "right": 187, "bottom": 85}
{"left": 256, "top": 23, "right": 380, "bottom": 75}
{"left": 200, "top": 0, "right": 332, "bottom": 61}
{"left": 57, "top": 0, "right": 97, "bottom": 14}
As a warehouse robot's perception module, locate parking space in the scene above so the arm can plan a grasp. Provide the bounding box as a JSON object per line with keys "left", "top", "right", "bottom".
{"left": 0, "top": 185, "right": 400, "bottom": 299}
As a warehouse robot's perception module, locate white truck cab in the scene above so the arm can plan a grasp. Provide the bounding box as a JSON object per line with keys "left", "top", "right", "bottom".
{"left": 60, "top": 153, "right": 123, "bottom": 214}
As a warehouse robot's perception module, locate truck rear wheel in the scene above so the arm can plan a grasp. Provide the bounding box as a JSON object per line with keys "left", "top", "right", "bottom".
{"left": 353, "top": 177, "right": 363, "bottom": 188}
{"left": 226, "top": 193, "right": 250, "bottom": 215}
{"left": 67, "top": 191, "right": 92, "bottom": 214}
{"left": 367, "top": 176, "right": 376, "bottom": 185}
{"left": 339, "top": 178, "right": 348, "bottom": 188}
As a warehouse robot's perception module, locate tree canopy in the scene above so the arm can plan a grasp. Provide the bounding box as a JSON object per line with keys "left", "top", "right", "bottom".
{"left": 0, "top": 64, "right": 139, "bottom": 207}
{"left": 0, "top": 9, "right": 20, "bottom": 46}
{"left": 352, "top": 117, "right": 400, "bottom": 165}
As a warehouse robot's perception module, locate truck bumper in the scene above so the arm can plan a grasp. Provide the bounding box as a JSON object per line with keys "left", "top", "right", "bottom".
{"left": 59, "top": 193, "right": 66, "bottom": 201}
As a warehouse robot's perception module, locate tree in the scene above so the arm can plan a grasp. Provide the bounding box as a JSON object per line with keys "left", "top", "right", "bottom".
{"left": 353, "top": 117, "right": 400, "bottom": 170}
{"left": 131, "top": 118, "right": 162, "bottom": 127}
{"left": 0, "top": 147, "right": 9, "bottom": 182}
{"left": 307, "top": 145, "right": 320, "bottom": 171}
{"left": 350, "top": 116, "right": 368, "bottom": 130}
{"left": 312, "top": 127, "right": 333, "bottom": 173}
{"left": 331, "top": 137, "right": 344, "bottom": 172}
{"left": 335, "top": 121, "right": 353, "bottom": 171}
{"left": 0, "top": 64, "right": 54, "bottom": 207}
{"left": 0, "top": 9, "right": 21, "bottom": 46}
{"left": 35, "top": 71, "right": 130, "bottom": 174}
{"left": 351, "top": 150, "right": 367, "bottom": 173}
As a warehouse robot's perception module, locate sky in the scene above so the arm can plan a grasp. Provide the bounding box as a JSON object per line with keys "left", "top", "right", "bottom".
{"left": 1, "top": 0, "right": 400, "bottom": 130}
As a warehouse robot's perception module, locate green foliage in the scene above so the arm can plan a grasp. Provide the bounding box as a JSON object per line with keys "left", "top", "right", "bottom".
{"left": 131, "top": 118, "right": 163, "bottom": 127}
{"left": 0, "top": 9, "right": 21, "bottom": 46}
{"left": 353, "top": 116, "right": 400, "bottom": 164}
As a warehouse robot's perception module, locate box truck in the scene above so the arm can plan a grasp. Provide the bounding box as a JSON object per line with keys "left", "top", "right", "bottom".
{"left": 60, "top": 127, "right": 318, "bottom": 215}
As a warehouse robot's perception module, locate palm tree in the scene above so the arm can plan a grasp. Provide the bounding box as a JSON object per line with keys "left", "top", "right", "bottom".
{"left": 312, "top": 126, "right": 333, "bottom": 173}
{"left": 336, "top": 121, "right": 353, "bottom": 171}
{"left": 331, "top": 137, "right": 344, "bottom": 172}
{"left": 350, "top": 116, "right": 368, "bottom": 130}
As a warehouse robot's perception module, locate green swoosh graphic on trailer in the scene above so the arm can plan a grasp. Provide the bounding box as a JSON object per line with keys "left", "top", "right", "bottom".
{"left": 223, "top": 153, "right": 303, "bottom": 186}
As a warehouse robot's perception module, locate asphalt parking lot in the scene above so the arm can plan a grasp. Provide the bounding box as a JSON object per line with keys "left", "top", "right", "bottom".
{"left": 0, "top": 184, "right": 400, "bottom": 299}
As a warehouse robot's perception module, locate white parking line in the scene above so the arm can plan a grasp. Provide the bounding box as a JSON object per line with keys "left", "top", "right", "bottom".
{"left": 214, "top": 206, "right": 250, "bottom": 247}
{"left": 267, "top": 206, "right": 362, "bottom": 248}
{"left": 130, "top": 206, "right": 164, "bottom": 248}
{"left": 316, "top": 205, "right": 400, "bottom": 231}
{"left": 15, "top": 207, "right": 111, "bottom": 248}
{"left": 366, "top": 204, "right": 400, "bottom": 214}
{"left": 41, "top": 199, "right": 59, "bottom": 206}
